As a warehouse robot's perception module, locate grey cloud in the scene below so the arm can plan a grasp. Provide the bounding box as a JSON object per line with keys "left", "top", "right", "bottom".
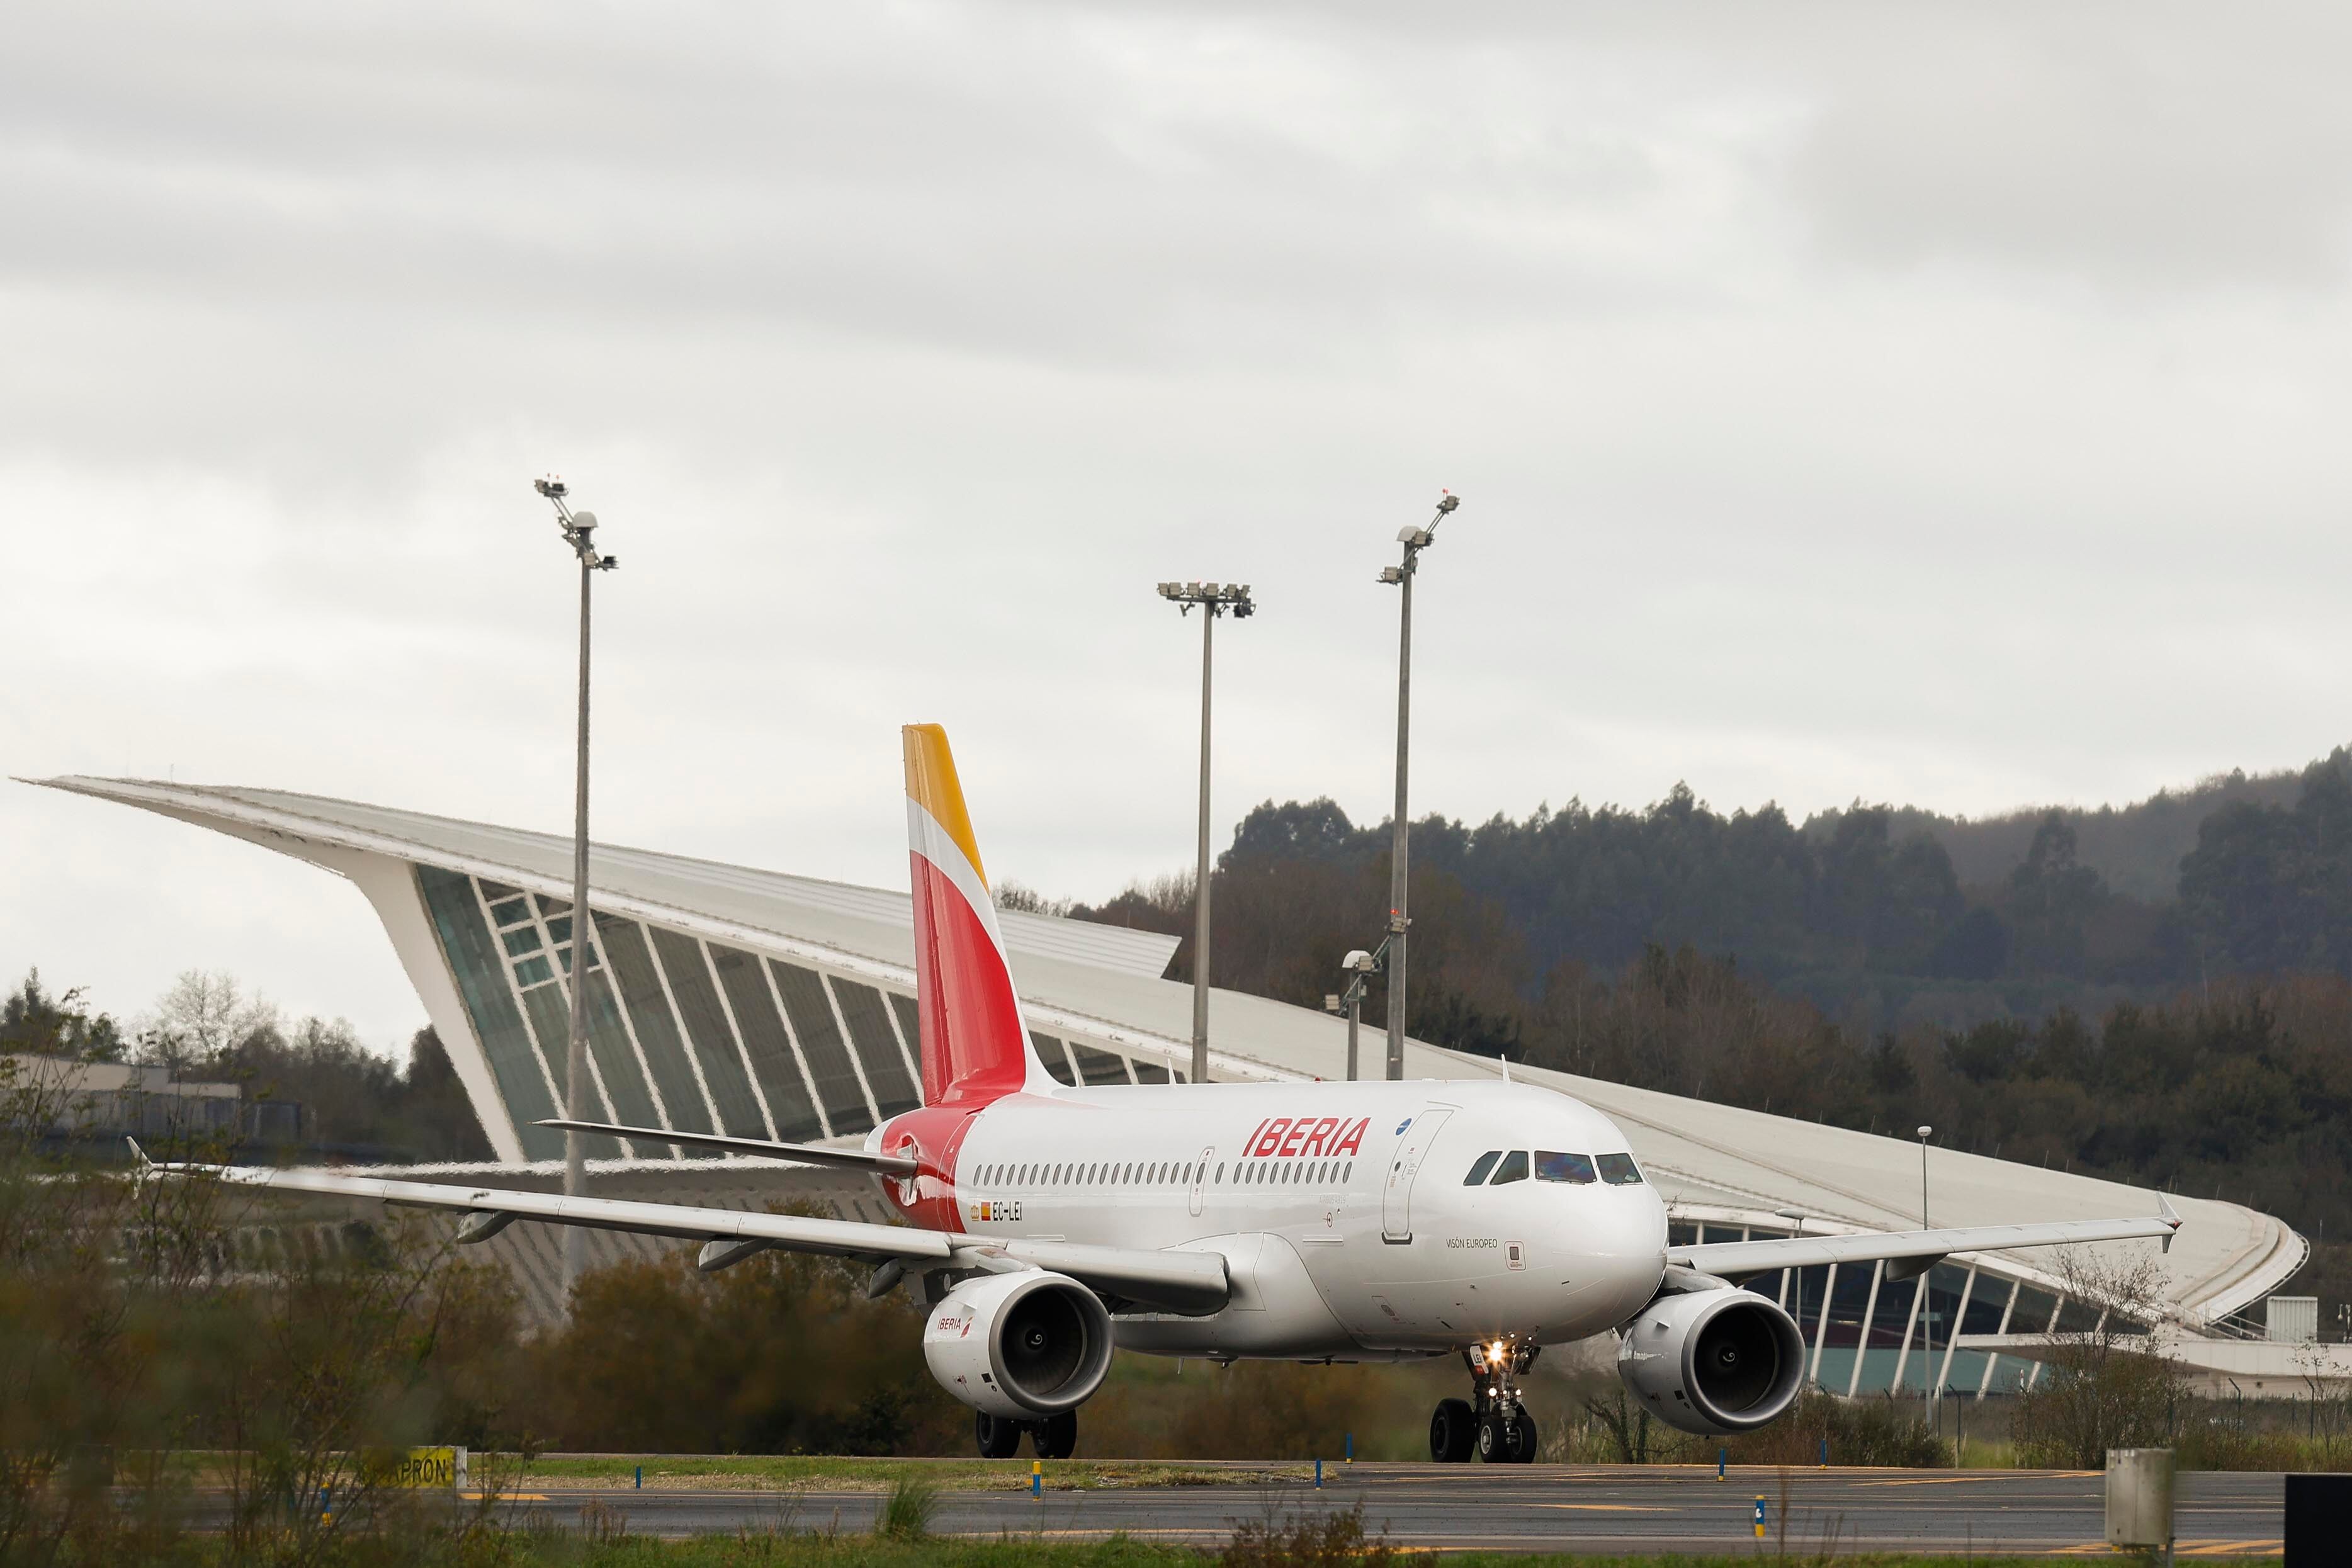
{"left": 1783, "top": 4, "right": 2352, "bottom": 286}
{"left": 9, "top": 0, "right": 2352, "bottom": 1042}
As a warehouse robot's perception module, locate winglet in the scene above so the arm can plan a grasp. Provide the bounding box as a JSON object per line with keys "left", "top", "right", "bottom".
{"left": 2157, "top": 1191, "right": 2181, "bottom": 1252}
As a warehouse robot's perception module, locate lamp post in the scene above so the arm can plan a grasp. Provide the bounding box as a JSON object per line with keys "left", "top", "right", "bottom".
{"left": 1375, "top": 492, "right": 1460, "bottom": 1080}
{"left": 1156, "top": 580, "right": 1255, "bottom": 1085}
{"left": 1326, "top": 948, "right": 1381, "bottom": 1081}
{"left": 536, "top": 476, "right": 618, "bottom": 1300}
{"left": 1916, "top": 1125, "right": 1933, "bottom": 1229}
{"left": 1916, "top": 1124, "right": 1935, "bottom": 1435}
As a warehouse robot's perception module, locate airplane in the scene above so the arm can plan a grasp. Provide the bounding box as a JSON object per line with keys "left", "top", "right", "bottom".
{"left": 154, "top": 723, "right": 2183, "bottom": 1463}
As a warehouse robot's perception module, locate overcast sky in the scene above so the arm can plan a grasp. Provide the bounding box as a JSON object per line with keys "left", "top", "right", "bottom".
{"left": 10, "top": 1, "right": 2352, "bottom": 1047}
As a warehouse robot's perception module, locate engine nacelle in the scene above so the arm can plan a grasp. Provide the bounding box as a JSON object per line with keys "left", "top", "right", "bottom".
{"left": 922, "top": 1270, "right": 1115, "bottom": 1419}
{"left": 1617, "top": 1286, "right": 1806, "bottom": 1436}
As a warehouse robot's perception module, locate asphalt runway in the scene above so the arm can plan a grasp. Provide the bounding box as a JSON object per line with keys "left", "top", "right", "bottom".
{"left": 513, "top": 1465, "right": 2288, "bottom": 1555}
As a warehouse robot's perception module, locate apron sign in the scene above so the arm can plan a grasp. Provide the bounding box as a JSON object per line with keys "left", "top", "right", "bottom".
{"left": 366, "top": 1447, "right": 467, "bottom": 1489}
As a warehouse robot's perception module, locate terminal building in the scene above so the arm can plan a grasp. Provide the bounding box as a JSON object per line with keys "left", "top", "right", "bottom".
{"left": 37, "top": 776, "right": 2328, "bottom": 1395}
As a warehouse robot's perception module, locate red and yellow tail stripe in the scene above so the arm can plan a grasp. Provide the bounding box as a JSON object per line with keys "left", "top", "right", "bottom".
{"left": 903, "top": 725, "right": 1051, "bottom": 1106}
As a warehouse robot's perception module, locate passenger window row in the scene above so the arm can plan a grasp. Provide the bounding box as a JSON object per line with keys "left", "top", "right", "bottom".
{"left": 968, "top": 1159, "right": 1355, "bottom": 1188}
{"left": 1462, "top": 1149, "right": 1644, "bottom": 1187}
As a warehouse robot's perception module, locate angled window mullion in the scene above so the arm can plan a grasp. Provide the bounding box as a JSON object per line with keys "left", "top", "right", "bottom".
{"left": 1889, "top": 1270, "right": 1925, "bottom": 1392}
{"left": 2021, "top": 1290, "right": 2066, "bottom": 1394}
{"left": 1977, "top": 1273, "right": 2021, "bottom": 1397}
{"left": 1939, "top": 1265, "right": 1983, "bottom": 1394}
{"left": 589, "top": 915, "right": 682, "bottom": 1159}
{"left": 884, "top": 991, "right": 924, "bottom": 1088}
{"left": 820, "top": 972, "right": 883, "bottom": 1129}
{"left": 1847, "top": 1260, "right": 1885, "bottom": 1398}
{"left": 697, "top": 939, "right": 779, "bottom": 1140}
{"left": 760, "top": 958, "right": 831, "bottom": 1140}
{"left": 538, "top": 898, "right": 628, "bottom": 1157}
{"left": 469, "top": 876, "right": 565, "bottom": 1119}
{"left": 1807, "top": 1263, "right": 1836, "bottom": 1384}
{"left": 642, "top": 925, "right": 727, "bottom": 1135}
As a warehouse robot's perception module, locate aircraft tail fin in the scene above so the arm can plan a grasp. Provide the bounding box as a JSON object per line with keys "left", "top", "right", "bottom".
{"left": 902, "top": 725, "right": 1052, "bottom": 1106}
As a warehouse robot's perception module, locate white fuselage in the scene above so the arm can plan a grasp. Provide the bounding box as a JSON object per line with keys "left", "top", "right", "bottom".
{"left": 875, "top": 1079, "right": 1667, "bottom": 1363}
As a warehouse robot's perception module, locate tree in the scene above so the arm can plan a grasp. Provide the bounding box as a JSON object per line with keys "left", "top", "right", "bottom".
{"left": 139, "top": 969, "right": 276, "bottom": 1072}
{"left": 0, "top": 971, "right": 123, "bottom": 1060}
{"left": 2006, "top": 815, "right": 2108, "bottom": 974}
{"left": 2008, "top": 1251, "right": 2183, "bottom": 1469}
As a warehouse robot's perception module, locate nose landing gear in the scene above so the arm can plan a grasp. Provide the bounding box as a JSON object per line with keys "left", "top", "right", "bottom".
{"left": 1430, "top": 1339, "right": 1540, "bottom": 1463}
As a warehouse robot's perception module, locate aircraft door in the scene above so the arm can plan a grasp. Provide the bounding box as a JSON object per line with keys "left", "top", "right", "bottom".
{"left": 1380, "top": 1107, "right": 1454, "bottom": 1243}
{"left": 1189, "top": 1147, "right": 1213, "bottom": 1217}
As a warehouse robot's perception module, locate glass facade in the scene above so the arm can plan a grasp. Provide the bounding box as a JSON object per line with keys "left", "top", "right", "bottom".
{"left": 1811, "top": 1261, "right": 1878, "bottom": 1393}
{"left": 769, "top": 959, "right": 874, "bottom": 1136}
{"left": 710, "top": 945, "right": 822, "bottom": 1141}
{"left": 833, "top": 979, "right": 920, "bottom": 1116}
{"left": 1032, "top": 1033, "right": 1077, "bottom": 1085}
{"left": 594, "top": 915, "right": 716, "bottom": 1138}
{"left": 416, "top": 867, "right": 564, "bottom": 1161}
{"left": 645, "top": 927, "right": 768, "bottom": 1137}
{"left": 1666, "top": 1209, "right": 2127, "bottom": 1401}
{"left": 414, "top": 866, "right": 1181, "bottom": 1165}
{"left": 1070, "top": 1043, "right": 1134, "bottom": 1086}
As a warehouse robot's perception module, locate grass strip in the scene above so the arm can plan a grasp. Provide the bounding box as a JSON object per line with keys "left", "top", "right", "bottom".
{"left": 497, "top": 1543, "right": 2278, "bottom": 1567}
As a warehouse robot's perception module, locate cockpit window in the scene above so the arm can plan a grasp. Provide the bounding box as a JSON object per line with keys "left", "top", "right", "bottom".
{"left": 1597, "top": 1152, "right": 1644, "bottom": 1185}
{"left": 1536, "top": 1151, "right": 1596, "bottom": 1184}
{"left": 1489, "top": 1150, "right": 1530, "bottom": 1185}
{"left": 1464, "top": 1151, "right": 1501, "bottom": 1185}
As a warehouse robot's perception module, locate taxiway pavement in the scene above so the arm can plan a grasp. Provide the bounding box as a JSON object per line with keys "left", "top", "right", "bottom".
{"left": 509, "top": 1464, "right": 2287, "bottom": 1555}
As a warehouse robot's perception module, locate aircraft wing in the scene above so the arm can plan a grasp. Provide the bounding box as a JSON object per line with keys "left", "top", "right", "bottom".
{"left": 1666, "top": 1197, "right": 2180, "bottom": 1284}
{"left": 533, "top": 1117, "right": 920, "bottom": 1175}
{"left": 152, "top": 1158, "right": 1230, "bottom": 1315}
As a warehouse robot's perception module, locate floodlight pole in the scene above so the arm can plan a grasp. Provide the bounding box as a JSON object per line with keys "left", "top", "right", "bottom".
{"left": 1377, "top": 493, "right": 1459, "bottom": 1081}
{"left": 1917, "top": 1125, "right": 1933, "bottom": 1229}
{"left": 1917, "top": 1124, "right": 1935, "bottom": 1435}
{"left": 1194, "top": 601, "right": 1214, "bottom": 1084}
{"left": 1328, "top": 947, "right": 1382, "bottom": 1081}
{"left": 537, "top": 477, "right": 618, "bottom": 1304}
{"left": 1156, "top": 580, "right": 1255, "bottom": 1085}
{"left": 1344, "top": 991, "right": 1360, "bottom": 1082}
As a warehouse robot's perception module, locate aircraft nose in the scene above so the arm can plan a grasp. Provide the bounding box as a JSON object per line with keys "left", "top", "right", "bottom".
{"left": 1578, "top": 1186, "right": 1668, "bottom": 1317}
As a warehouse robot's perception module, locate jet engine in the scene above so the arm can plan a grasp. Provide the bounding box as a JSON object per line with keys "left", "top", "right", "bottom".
{"left": 1616, "top": 1285, "right": 1806, "bottom": 1436}
{"left": 922, "top": 1270, "right": 1115, "bottom": 1419}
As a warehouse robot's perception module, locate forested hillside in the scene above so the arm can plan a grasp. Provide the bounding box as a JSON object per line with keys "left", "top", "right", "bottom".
{"left": 1070, "top": 745, "right": 2352, "bottom": 1039}
{"left": 1850, "top": 764, "right": 2318, "bottom": 902}
{"left": 1062, "top": 745, "right": 2352, "bottom": 1246}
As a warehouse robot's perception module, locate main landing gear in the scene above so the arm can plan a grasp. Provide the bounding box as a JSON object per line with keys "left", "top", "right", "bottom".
{"left": 975, "top": 1409, "right": 1078, "bottom": 1460}
{"left": 1430, "top": 1340, "right": 1540, "bottom": 1463}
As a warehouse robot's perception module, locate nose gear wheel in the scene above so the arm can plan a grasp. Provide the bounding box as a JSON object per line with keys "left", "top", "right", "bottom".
{"left": 1429, "top": 1339, "right": 1541, "bottom": 1463}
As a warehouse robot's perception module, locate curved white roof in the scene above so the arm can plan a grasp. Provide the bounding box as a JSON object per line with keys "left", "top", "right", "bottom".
{"left": 31, "top": 774, "right": 2306, "bottom": 1330}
